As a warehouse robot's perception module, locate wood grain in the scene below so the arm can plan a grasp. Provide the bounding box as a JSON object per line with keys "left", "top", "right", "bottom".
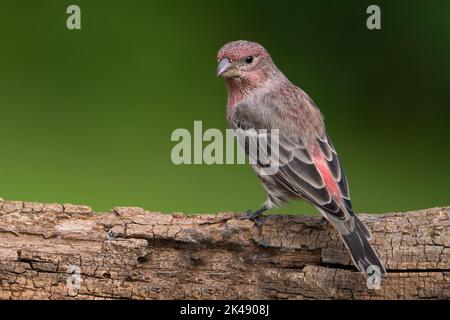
{"left": 0, "top": 198, "right": 448, "bottom": 299}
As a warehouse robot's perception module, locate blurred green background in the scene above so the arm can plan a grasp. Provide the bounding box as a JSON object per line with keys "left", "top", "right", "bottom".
{"left": 0, "top": 0, "right": 449, "bottom": 214}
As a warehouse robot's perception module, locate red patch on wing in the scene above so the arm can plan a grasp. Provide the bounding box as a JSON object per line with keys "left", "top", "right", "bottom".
{"left": 313, "top": 152, "right": 341, "bottom": 201}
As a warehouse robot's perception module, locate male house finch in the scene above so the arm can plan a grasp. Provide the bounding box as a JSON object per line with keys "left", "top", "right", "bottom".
{"left": 217, "top": 40, "right": 386, "bottom": 278}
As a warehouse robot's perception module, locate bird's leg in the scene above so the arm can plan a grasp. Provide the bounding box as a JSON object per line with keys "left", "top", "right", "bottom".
{"left": 317, "top": 216, "right": 327, "bottom": 226}
{"left": 245, "top": 205, "right": 268, "bottom": 225}
{"left": 309, "top": 216, "right": 328, "bottom": 229}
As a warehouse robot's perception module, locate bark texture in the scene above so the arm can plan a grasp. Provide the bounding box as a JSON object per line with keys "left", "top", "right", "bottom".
{"left": 0, "top": 198, "right": 448, "bottom": 300}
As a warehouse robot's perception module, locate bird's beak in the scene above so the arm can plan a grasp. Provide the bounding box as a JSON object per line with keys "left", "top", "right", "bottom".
{"left": 216, "top": 58, "right": 239, "bottom": 78}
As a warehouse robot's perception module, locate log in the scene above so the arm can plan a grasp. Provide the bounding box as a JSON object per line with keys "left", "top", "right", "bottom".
{"left": 0, "top": 197, "right": 448, "bottom": 300}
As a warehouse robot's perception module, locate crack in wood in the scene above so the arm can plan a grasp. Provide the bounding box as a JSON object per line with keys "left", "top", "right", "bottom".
{"left": 0, "top": 199, "right": 448, "bottom": 299}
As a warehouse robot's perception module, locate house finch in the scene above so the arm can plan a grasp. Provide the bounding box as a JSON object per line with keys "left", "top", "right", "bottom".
{"left": 217, "top": 40, "right": 386, "bottom": 278}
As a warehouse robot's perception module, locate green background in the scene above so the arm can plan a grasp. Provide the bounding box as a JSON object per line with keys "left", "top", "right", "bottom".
{"left": 0, "top": 0, "right": 449, "bottom": 215}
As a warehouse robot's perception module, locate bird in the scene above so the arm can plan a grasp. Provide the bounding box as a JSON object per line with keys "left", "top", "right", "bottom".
{"left": 216, "top": 40, "right": 386, "bottom": 278}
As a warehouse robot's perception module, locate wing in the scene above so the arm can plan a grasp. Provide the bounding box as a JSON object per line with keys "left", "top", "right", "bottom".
{"left": 279, "top": 131, "right": 353, "bottom": 221}
{"left": 230, "top": 102, "right": 354, "bottom": 223}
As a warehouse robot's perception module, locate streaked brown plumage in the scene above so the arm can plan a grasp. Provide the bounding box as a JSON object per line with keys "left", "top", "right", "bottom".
{"left": 217, "top": 40, "right": 386, "bottom": 278}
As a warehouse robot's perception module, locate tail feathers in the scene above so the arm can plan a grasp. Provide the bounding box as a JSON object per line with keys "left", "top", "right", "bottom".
{"left": 354, "top": 215, "right": 373, "bottom": 241}
{"left": 341, "top": 219, "right": 386, "bottom": 278}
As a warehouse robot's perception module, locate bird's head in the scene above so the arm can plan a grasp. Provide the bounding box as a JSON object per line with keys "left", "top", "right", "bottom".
{"left": 217, "top": 40, "right": 273, "bottom": 86}
{"left": 217, "top": 41, "right": 279, "bottom": 108}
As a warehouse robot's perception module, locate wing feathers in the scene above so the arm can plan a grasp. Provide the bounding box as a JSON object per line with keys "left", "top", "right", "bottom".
{"left": 230, "top": 104, "right": 354, "bottom": 222}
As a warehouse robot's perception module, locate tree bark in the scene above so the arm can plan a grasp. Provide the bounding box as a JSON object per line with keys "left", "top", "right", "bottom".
{"left": 0, "top": 198, "right": 448, "bottom": 300}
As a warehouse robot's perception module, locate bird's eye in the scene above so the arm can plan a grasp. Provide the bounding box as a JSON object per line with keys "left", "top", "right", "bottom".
{"left": 245, "top": 56, "right": 254, "bottom": 64}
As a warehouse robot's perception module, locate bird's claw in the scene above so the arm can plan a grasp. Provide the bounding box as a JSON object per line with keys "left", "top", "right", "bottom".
{"left": 246, "top": 209, "right": 264, "bottom": 226}
{"left": 309, "top": 217, "right": 328, "bottom": 229}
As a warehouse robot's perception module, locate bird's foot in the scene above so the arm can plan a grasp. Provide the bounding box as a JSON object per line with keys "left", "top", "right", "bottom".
{"left": 246, "top": 209, "right": 264, "bottom": 226}
{"left": 309, "top": 217, "right": 328, "bottom": 229}
{"left": 318, "top": 216, "right": 327, "bottom": 226}
{"left": 240, "top": 205, "right": 268, "bottom": 227}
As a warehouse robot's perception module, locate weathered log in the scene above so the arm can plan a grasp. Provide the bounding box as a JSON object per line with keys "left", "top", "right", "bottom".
{"left": 0, "top": 198, "right": 448, "bottom": 300}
